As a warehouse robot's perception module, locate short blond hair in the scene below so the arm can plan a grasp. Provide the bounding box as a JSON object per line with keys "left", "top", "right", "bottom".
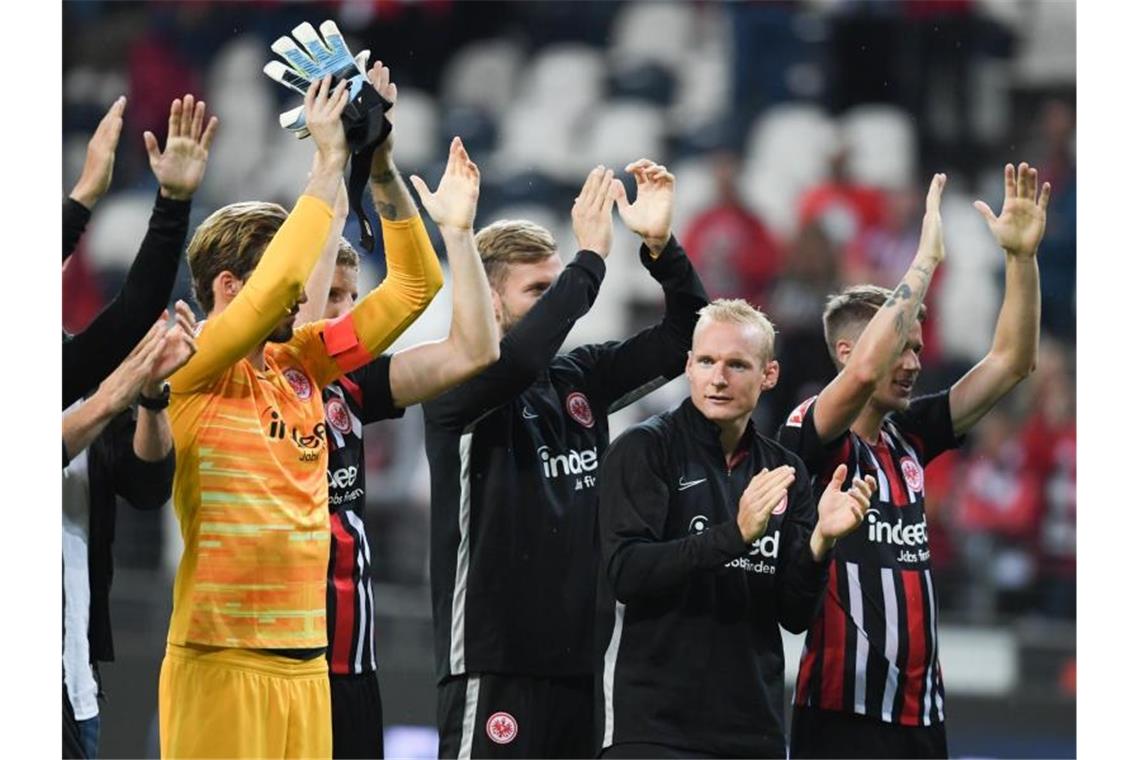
{"left": 695, "top": 298, "right": 777, "bottom": 361}
{"left": 335, "top": 238, "right": 359, "bottom": 269}
{"left": 822, "top": 284, "right": 927, "bottom": 365}
{"left": 474, "top": 219, "right": 558, "bottom": 289}
{"left": 186, "top": 201, "right": 288, "bottom": 313}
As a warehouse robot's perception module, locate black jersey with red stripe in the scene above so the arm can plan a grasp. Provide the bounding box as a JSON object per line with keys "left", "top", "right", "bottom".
{"left": 322, "top": 354, "right": 403, "bottom": 676}
{"left": 776, "top": 391, "right": 961, "bottom": 727}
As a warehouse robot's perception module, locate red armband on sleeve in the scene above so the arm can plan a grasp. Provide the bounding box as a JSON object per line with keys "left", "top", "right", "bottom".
{"left": 322, "top": 312, "right": 374, "bottom": 374}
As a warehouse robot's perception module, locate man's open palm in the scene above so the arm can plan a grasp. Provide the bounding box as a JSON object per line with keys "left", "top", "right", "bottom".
{"left": 974, "top": 162, "right": 1050, "bottom": 257}
{"left": 145, "top": 94, "right": 218, "bottom": 201}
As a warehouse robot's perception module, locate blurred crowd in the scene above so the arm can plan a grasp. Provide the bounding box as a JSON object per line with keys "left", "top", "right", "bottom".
{"left": 63, "top": 0, "right": 1076, "bottom": 623}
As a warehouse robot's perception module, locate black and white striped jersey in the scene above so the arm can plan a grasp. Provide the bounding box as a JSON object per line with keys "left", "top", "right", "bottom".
{"left": 777, "top": 391, "right": 961, "bottom": 727}
{"left": 423, "top": 238, "right": 708, "bottom": 682}
{"left": 323, "top": 354, "right": 403, "bottom": 676}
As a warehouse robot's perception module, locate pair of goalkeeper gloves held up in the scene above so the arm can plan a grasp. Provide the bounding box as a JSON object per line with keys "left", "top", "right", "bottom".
{"left": 263, "top": 19, "right": 392, "bottom": 251}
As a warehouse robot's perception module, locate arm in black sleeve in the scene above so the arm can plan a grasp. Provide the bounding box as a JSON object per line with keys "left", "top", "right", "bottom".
{"left": 893, "top": 390, "right": 963, "bottom": 464}
{"left": 424, "top": 250, "right": 606, "bottom": 430}
{"left": 357, "top": 354, "right": 405, "bottom": 424}
{"left": 110, "top": 409, "right": 174, "bottom": 511}
{"left": 774, "top": 456, "right": 831, "bottom": 633}
{"left": 600, "top": 427, "right": 750, "bottom": 603}
{"left": 62, "top": 191, "right": 192, "bottom": 408}
{"left": 62, "top": 198, "right": 92, "bottom": 262}
{"left": 574, "top": 235, "right": 710, "bottom": 412}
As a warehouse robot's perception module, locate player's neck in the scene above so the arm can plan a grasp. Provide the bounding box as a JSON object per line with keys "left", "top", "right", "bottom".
{"left": 851, "top": 405, "right": 887, "bottom": 445}
{"left": 716, "top": 417, "right": 750, "bottom": 462}
{"left": 247, "top": 342, "right": 269, "bottom": 372}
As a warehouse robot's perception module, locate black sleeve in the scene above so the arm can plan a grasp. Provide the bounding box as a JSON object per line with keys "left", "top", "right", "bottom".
{"left": 600, "top": 427, "right": 750, "bottom": 603}
{"left": 62, "top": 191, "right": 192, "bottom": 408}
{"left": 776, "top": 395, "right": 845, "bottom": 473}
{"left": 565, "top": 236, "right": 709, "bottom": 413}
{"left": 355, "top": 354, "right": 405, "bottom": 424}
{"left": 62, "top": 197, "right": 92, "bottom": 262}
{"left": 110, "top": 408, "right": 175, "bottom": 511}
{"left": 774, "top": 453, "right": 830, "bottom": 633}
{"left": 423, "top": 250, "right": 606, "bottom": 431}
{"left": 892, "top": 390, "right": 963, "bottom": 464}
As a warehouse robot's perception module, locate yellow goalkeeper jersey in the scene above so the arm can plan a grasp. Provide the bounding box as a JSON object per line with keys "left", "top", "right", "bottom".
{"left": 167, "top": 197, "right": 441, "bottom": 649}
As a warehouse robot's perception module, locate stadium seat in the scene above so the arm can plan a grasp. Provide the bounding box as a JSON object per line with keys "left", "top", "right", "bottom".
{"left": 1012, "top": 0, "right": 1076, "bottom": 87}
{"left": 439, "top": 38, "right": 525, "bottom": 116}
{"left": 841, "top": 105, "right": 917, "bottom": 191}
{"left": 492, "top": 100, "right": 580, "bottom": 180}
{"left": 937, "top": 190, "right": 1001, "bottom": 362}
{"left": 577, "top": 100, "right": 667, "bottom": 179}
{"left": 669, "top": 155, "right": 721, "bottom": 237}
{"left": 86, "top": 192, "right": 159, "bottom": 271}
{"left": 518, "top": 43, "right": 606, "bottom": 121}
{"left": 609, "top": 1, "right": 696, "bottom": 72}
{"left": 390, "top": 87, "right": 442, "bottom": 170}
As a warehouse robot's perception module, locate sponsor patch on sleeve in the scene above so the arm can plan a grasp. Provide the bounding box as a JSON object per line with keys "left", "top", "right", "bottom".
{"left": 784, "top": 395, "right": 819, "bottom": 428}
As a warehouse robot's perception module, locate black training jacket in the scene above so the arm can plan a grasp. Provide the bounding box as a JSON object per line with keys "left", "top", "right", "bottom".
{"left": 62, "top": 191, "right": 191, "bottom": 408}
{"left": 595, "top": 398, "right": 830, "bottom": 758}
{"left": 424, "top": 236, "right": 708, "bottom": 682}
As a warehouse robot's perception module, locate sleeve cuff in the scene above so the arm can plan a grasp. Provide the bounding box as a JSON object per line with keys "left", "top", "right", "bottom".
{"left": 570, "top": 249, "right": 607, "bottom": 282}
{"left": 64, "top": 197, "right": 92, "bottom": 224}
{"left": 152, "top": 189, "right": 193, "bottom": 216}
{"left": 639, "top": 234, "right": 681, "bottom": 269}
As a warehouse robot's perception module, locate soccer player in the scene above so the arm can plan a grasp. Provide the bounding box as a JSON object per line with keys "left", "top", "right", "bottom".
{"left": 64, "top": 94, "right": 217, "bottom": 408}
{"left": 157, "top": 75, "right": 443, "bottom": 759}
{"left": 299, "top": 63, "right": 498, "bottom": 760}
{"left": 596, "top": 299, "right": 877, "bottom": 759}
{"left": 777, "top": 164, "right": 1049, "bottom": 759}
{"left": 425, "top": 160, "right": 709, "bottom": 758}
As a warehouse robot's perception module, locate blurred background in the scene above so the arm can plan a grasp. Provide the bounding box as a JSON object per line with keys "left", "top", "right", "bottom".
{"left": 62, "top": 1, "right": 1076, "bottom": 757}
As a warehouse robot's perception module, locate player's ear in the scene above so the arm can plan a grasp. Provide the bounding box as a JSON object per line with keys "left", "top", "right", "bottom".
{"left": 835, "top": 339, "right": 854, "bottom": 368}
{"left": 490, "top": 288, "right": 503, "bottom": 327}
{"left": 761, "top": 359, "right": 780, "bottom": 391}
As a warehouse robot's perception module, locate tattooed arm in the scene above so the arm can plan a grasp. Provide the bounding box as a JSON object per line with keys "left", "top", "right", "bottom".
{"left": 365, "top": 61, "right": 419, "bottom": 222}
{"left": 949, "top": 162, "right": 1048, "bottom": 436}
{"left": 809, "top": 174, "right": 948, "bottom": 444}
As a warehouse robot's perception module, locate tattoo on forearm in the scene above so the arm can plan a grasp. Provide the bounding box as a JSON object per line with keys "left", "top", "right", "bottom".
{"left": 375, "top": 200, "right": 398, "bottom": 220}
{"left": 884, "top": 282, "right": 913, "bottom": 309}
{"left": 373, "top": 167, "right": 398, "bottom": 185}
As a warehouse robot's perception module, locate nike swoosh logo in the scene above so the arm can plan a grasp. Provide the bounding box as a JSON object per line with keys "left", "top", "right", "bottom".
{"left": 522, "top": 408, "right": 539, "bottom": 420}
{"left": 678, "top": 477, "right": 707, "bottom": 492}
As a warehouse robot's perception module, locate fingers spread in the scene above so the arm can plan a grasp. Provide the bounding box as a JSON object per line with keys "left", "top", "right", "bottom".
{"left": 972, "top": 200, "right": 997, "bottom": 226}
{"left": 191, "top": 100, "right": 206, "bottom": 142}
{"left": 1004, "top": 163, "right": 1016, "bottom": 200}
{"left": 1038, "top": 181, "right": 1052, "bottom": 211}
{"left": 201, "top": 116, "right": 220, "bottom": 151}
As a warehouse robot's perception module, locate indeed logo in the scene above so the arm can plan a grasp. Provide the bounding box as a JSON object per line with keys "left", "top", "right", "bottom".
{"left": 865, "top": 509, "right": 928, "bottom": 546}
{"left": 538, "top": 445, "right": 598, "bottom": 479}
{"left": 748, "top": 530, "right": 781, "bottom": 559}
{"left": 328, "top": 466, "right": 358, "bottom": 490}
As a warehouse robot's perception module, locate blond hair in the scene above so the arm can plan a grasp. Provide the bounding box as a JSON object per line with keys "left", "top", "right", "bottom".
{"left": 695, "top": 298, "right": 777, "bottom": 361}
{"left": 474, "top": 219, "right": 558, "bottom": 289}
{"left": 335, "top": 238, "right": 359, "bottom": 269}
{"left": 822, "top": 284, "right": 927, "bottom": 365}
{"left": 186, "top": 201, "right": 288, "bottom": 313}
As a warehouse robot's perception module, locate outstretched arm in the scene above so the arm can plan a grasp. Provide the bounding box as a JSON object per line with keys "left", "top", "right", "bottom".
{"left": 64, "top": 96, "right": 126, "bottom": 260}
{"left": 950, "top": 162, "right": 1049, "bottom": 436}
{"left": 366, "top": 61, "right": 418, "bottom": 223}
{"left": 62, "top": 94, "right": 217, "bottom": 407}
{"left": 170, "top": 77, "right": 350, "bottom": 392}
{"left": 386, "top": 137, "right": 498, "bottom": 408}
{"left": 810, "top": 174, "right": 947, "bottom": 444}
{"left": 298, "top": 179, "right": 350, "bottom": 324}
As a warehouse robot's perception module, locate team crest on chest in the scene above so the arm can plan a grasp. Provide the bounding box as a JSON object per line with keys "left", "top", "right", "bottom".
{"left": 325, "top": 397, "right": 352, "bottom": 435}
{"left": 283, "top": 368, "right": 312, "bottom": 400}
{"left": 486, "top": 711, "right": 518, "bottom": 744}
{"left": 565, "top": 392, "right": 594, "bottom": 428}
{"left": 900, "top": 456, "right": 924, "bottom": 492}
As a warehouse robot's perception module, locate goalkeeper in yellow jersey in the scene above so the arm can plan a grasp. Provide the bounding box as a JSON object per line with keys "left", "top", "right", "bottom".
{"left": 157, "top": 72, "right": 442, "bottom": 759}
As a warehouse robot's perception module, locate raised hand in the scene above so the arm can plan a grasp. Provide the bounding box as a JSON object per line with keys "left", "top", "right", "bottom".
{"left": 572, "top": 166, "right": 618, "bottom": 259}
{"left": 815, "top": 464, "right": 876, "bottom": 543}
{"left": 146, "top": 300, "right": 199, "bottom": 388}
{"left": 144, "top": 94, "right": 219, "bottom": 201}
{"left": 613, "top": 158, "right": 675, "bottom": 256}
{"left": 974, "top": 162, "right": 1051, "bottom": 257}
{"left": 736, "top": 466, "right": 796, "bottom": 543}
{"left": 916, "top": 173, "right": 947, "bottom": 266}
{"left": 305, "top": 75, "right": 350, "bottom": 167}
{"left": 71, "top": 96, "right": 126, "bottom": 209}
{"left": 409, "top": 137, "right": 480, "bottom": 231}
{"left": 367, "top": 60, "right": 399, "bottom": 168}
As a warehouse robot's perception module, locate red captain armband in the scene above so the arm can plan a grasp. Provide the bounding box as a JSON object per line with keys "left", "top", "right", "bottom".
{"left": 784, "top": 395, "right": 819, "bottom": 429}
{"left": 322, "top": 312, "right": 373, "bottom": 374}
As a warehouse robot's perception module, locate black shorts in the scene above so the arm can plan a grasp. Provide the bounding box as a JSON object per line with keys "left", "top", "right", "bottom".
{"left": 790, "top": 705, "right": 948, "bottom": 759}
{"left": 330, "top": 671, "right": 385, "bottom": 759}
{"left": 437, "top": 673, "right": 593, "bottom": 759}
